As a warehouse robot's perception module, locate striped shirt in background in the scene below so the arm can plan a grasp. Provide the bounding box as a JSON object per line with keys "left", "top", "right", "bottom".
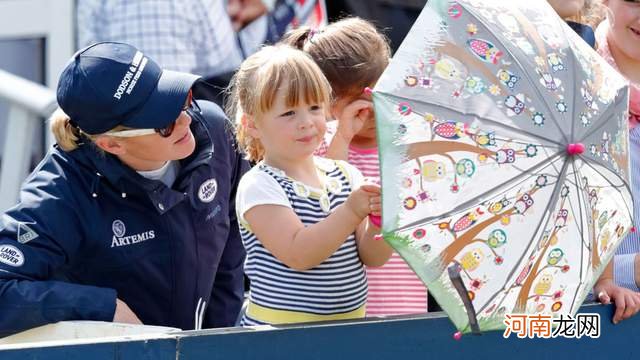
{"left": 316, "top": 121, "right": 428, "bottom": 316}
{"left": 614, "top": 127, "right": 640, "bottom": 292}
{"left": 237, "top": 159, "right": 368, "bottom": 326}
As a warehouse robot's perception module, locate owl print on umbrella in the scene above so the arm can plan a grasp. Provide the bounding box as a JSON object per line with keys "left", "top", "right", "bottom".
{"left": 372, "top": 0, "right": 632, "bottom": 335}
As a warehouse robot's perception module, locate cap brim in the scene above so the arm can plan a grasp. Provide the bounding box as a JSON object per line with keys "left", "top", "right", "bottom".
{"left": 122, "top": 70, "right": 200, "bottom": 130}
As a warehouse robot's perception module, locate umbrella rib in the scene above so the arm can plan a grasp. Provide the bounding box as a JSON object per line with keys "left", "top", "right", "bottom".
{"left": 568, "top": 162, "right": 588, "bottom": 314}
{"left": 578, "top": 155, "right": 633, "bottom": 218}
{"left": 391, "top": 151, "right": 564, "bottom": 233}
{"left": 457, "top": 5, "right": 569, "bottom": 145}
{"left": 378, "top": 92, "right": 565, "bottom": 148}
{"left": 577, "top": 94, "right": 627, "bottom": 144}
{"left": 568, "top": 161, "right": 586, "bottom": 240}
{"left": 476, "top": 157, "right": 571, "bottom": 315}
{"left": 569, "top": 34, "right": 580, "bottom": 143}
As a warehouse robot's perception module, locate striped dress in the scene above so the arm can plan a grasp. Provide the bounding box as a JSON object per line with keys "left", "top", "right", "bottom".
{"left": 316, "top": 121, "right": 428, "bottom": 316}
{"left": 237, "top": 158, "right": 368, "bottom": 325}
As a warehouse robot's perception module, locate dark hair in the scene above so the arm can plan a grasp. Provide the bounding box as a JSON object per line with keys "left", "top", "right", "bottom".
{"left": 281, "top": 17, "right": 391, "bottom": 101}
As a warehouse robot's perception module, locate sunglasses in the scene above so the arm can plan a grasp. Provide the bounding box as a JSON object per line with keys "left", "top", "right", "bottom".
{"left": 105, "top": 92, "right": 200, "bottom": 138}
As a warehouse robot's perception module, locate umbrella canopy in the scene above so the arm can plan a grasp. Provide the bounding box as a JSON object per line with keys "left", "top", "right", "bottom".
{"left": 373, "top": 0, "right": 632, "bottom": 334}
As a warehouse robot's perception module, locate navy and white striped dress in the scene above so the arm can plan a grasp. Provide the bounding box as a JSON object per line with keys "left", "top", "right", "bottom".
{"left": 237, "top": 158, "right": 368, "bottom": 325}
{"left": 615, "top": 127, "right": 640, "bottom": 292}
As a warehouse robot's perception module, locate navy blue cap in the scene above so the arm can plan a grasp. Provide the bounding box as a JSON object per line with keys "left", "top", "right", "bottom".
{"left": 56, "top": 42, "right": 200, "bottom": 135}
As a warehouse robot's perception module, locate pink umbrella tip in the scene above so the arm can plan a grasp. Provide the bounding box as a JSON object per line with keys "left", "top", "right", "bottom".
{"left": 566, "top": 143, "right": 585, "bottom": 156}
{"left": 363, "top": 87, "right": 373, "bottom": 95}
{"left": 374, "top": 234, "right": 384, "bottom": 241}
{"left": 632, "top": 226, "right": 637, "bottom": 233}
{"left": 369, "top": 214, "right": 382, "bottom": 228}
{"left": 453, "top": 331, "right": 462, "bottom": 340}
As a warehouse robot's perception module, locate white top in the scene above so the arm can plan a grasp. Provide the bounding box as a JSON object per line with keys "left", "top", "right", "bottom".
{"left": 136, "top": 160, "right": 179, "bottom": 188}
{"left": 235, "top": 156, "right": 368, "bottom": 325}
{"left": 236, "top": 157, "right": 364, "bottom": 224}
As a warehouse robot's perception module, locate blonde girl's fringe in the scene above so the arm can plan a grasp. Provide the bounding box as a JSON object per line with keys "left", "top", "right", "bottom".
{"left": 226, "top": 45, "right": 332, "bottom": 163}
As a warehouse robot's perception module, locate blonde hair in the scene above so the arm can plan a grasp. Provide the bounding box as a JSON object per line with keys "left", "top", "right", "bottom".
{"left": 49, "top": 107, "right": 126, "bottom": 152}
{"left": 281, "top": 17, "right": 391, "bottom": 101}
{"left": 227, "top": 45, "right": 332, "bottom": 162}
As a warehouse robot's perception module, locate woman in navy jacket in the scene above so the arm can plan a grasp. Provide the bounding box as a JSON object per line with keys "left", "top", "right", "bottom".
{"left": 0, "top": 42, "right": 248, "bottom": 337}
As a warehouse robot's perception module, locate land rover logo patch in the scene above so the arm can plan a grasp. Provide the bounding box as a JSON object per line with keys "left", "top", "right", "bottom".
{"left": 0, "top": 244, "right": 24, "bottom": 267}
{"left": 198, "top": 178, "right": 218, "bottom": 203}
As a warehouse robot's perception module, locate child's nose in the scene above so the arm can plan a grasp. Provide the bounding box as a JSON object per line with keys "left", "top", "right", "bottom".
{"left": 298, "top": 112, "right": 314, "bottom": 128}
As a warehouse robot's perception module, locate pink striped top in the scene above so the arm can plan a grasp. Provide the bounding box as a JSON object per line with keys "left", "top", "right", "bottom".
{"left": 316, "top": 121, "right": 428, "bottom": 316}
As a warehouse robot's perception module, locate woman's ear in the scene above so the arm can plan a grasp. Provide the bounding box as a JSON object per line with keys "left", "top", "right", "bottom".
{"left": 94, "top": 135, "right": 126, "bottom": 155}
{"left": 242, "top": 113, "right": 260, "bottom": 139}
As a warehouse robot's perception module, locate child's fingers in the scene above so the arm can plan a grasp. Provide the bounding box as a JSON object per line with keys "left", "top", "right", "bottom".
{"left": 349, "top": 99, "right": 373, "bottom": 110}
{"left": 357, "top": 108, "right": 372, "bottom": 120}
{"left": 359, "top": 184, "right": 381, "bottom": 194}
{"left": 369, "top": 203, "right": 382, "bottom": 214}
{"left": 613, "top": 295, "right": 626, "bottom": 324}
{"left": 343, "top": 100, "right": 372, "bottom": 116}
{"left": 598, "top": 291, "right": 611, "bottom": 305}
{"left": 622, "top": 294, "right": 639, "bottom": 320}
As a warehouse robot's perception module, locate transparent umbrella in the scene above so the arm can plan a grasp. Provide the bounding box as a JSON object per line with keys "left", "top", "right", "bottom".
{"left": 373, "top": 0, "right": 632, "bottom": 334}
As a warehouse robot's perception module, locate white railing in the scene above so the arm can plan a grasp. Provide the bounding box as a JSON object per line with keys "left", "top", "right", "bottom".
{"left": 0, "top": 69, "right": 57, "bottom": 212}
{"left": 0, "top": 0, "right": 74, "bottom": 212}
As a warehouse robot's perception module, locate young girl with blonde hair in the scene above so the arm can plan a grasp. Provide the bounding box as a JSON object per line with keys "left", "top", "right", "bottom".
{"left": 281, "top": 17, "right": 430, "bottom": 317}
{"left": 229, "top": 45, "right": 392, "bottom": 325}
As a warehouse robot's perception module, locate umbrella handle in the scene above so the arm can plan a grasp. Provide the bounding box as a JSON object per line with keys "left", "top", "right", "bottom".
{"left": 369, "top": 214, "right": 381, "bottom": 228}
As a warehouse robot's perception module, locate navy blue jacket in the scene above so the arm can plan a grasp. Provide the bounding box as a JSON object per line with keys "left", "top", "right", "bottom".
{"left": 0, "top": 101, "right": 248, "bottom": 337}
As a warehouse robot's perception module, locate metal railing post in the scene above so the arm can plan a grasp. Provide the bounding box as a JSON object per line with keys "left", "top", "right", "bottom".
{"left": 0, "top": 69, "right": 57, "bottom": 211}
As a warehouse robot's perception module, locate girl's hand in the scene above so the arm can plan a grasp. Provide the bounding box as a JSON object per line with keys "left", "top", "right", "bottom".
{"left": 594, "top": 278, "right": 640, "bottom": 324}
{"left": 344, "top": 184, "right": 381, "bottom": 219}
{"left": 369, "top": 193, "right": 382, "bottom": 217}
{"left": 335, "top": 99, "right": 373, "bottom": 142}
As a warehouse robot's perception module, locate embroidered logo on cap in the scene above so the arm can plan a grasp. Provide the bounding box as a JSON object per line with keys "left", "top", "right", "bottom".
{"left": 113, "top": 51, "right": 148, "bottom": 100}
{"left": 0, "top": 244, "right": 24, "bottom": 267}
{"left": 198, "top": 178, "right": 218, "bottom": 203}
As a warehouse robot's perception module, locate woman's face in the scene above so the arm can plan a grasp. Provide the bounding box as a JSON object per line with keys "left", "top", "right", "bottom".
{"left": 547, "top": 0, "right": 586, "bottom": 19}
{"left": 104, "top": 110, "right": 197, "bottom": 171}
{"left": 604, "top": 0, "right": 640, "bottom": 61}
{"left": 251, "top": 85, "right": 327, "bottom": 163}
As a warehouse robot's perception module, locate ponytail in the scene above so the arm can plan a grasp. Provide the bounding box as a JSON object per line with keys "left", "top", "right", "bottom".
{"left": 49, "top": 108, "right": 81, "bottom": 151}
{"left": 281, "top": 26, "right": 314, "bottom": 51}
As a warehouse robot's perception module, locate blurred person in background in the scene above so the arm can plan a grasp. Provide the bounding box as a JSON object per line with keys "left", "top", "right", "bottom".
{"left": 76, "top": 0, "right": 326, "bottom": 105}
